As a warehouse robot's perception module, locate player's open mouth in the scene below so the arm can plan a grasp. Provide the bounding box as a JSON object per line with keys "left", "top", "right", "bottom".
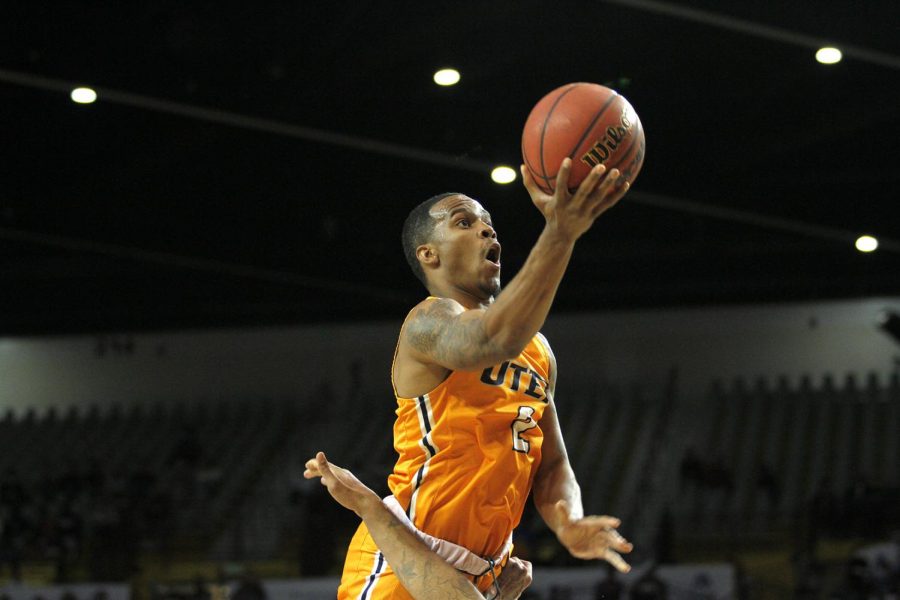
{"left": 485, "top": 243, "right": 501, "bottom": 267}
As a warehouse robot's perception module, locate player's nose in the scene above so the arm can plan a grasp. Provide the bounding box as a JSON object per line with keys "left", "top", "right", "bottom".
{"left": 479, "top": 223, "right": 497, "bottom": 239}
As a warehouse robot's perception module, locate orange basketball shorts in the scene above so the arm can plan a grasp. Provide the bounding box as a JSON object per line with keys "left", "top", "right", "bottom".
{"left": 337, "top": 522, "right": 504, "bottom": 599}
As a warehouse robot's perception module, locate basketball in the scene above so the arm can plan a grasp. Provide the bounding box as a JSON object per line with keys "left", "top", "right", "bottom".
{"left": 522, "top": 82, "right": 646, "bottom": 194}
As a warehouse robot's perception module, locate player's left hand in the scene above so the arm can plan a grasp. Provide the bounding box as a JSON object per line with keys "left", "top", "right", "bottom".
{"left": 553, "top": 500, "right": 633, "bottom": 572}
{"left": 496, "top": 556, "right": 533, "bottom": 600}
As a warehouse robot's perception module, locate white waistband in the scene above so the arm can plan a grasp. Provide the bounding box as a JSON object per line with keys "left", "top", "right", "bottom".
{"left": 382, "top": 495, "right": 513, "bottom": 577}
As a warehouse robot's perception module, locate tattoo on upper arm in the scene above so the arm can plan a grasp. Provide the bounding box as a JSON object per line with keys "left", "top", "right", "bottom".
{"left": 405, "top": 299, "right": 502, "bottom": 368}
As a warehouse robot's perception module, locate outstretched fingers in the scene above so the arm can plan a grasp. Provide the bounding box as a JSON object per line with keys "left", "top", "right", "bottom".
{"left": 604, "top": 548, "right": 632, "bottom": 573}
{"left": 303, "top": 451, "right": 334, "bottom": 483}
{"left": 589, "top": 169, "right": 629, "bottom": 218}
{"left": 552, "top": 158, "right": 573, "bottom": 197}
{"left": 520, "top": 164, "right": 540, "bottom": 196}
{"left": 571, "top": 163, "right": 607, "bottom": 201}
{"left": 302, "top": 458, "right": 321, "bottom": 479}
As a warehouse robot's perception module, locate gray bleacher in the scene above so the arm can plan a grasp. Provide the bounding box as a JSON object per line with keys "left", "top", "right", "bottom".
{"left": 3, "top": 371, "right": 897, "bottom": 567}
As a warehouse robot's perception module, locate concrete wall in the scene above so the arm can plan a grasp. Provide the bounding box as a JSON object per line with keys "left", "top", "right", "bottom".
{"left": 1, "top": 297, "right": 898, "bottom": 415}
{"left": 543, "top": 296, "right": 900, "bottom": 403}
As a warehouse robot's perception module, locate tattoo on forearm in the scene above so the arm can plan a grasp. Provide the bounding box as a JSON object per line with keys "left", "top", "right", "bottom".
{"left": 393, "top": 548, "right": 478, "bottom": 600}
{"left": 393, "top": 549, "right": 419, "bottom": 582}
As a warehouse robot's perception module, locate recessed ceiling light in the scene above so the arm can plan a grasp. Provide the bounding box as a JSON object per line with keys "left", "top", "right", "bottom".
{"left": 491, "top": 166, "right": 516, "bottom": 184}
{"left": 855, "top": 235, "right": 878, "bottom": 252}
{"left": 815, "top": 47, "right": 842, "bottom": 65}
{"left": 433, "top": 68, "right": 460, "bottom": 86}
{"left": 70, "top": 87, "right": 97, "bottom": 104}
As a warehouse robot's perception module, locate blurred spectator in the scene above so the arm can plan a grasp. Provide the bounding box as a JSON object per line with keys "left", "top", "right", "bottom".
{"left": 793, "top": 554, "right": 823, "bottom": 600}
{"left": 190, "top": 576, "right": 211, "bottom": 600}
{"left": 630, "top": 566, "right": 668, "bottom": 600}
{"left": 755, "top": 461, "right": 780, "bottom": 510}
{"left": 232, "top": 577, "right": 266, "bottom": 600}
{"left": 679, "top": 450, "right": 734, "bottom": 496}
{"left": 811, "top": 477, "right": 837, "bottom": 536}
{"left": 686, "top": 572, "right": 715, "bottom": 600}
{"left": 0, "top": 467, "right": 27, "bottom": 509}
{"left": 654, "top": 508, "right": 674, "bottom": 564}
{"left": 314, "top": 380, "right": 336, "bottom": 424}
{"left": 53, "top": 501, "right": 83, "bottom": 582}
{"left": 548, "top": 586, "right": 573, "bottom": 600}
{"left": 595, "top": 562, "right": 624, "bottom": 599}
{"left": 679, "top": 447, "right": 703, "bottom": 490}
{"left": 85, "top": 457, "right": 106, "bottom": 499}
{"left": 0, "top": 506, "right": 27, "bottom": 581}
{"left": 145, "top": 484, "right": 175, "bottom": 554}
{"left": 168, "top": 425, "right": 203, "bottom": 469}
{"left": 57, "top": 460, "right": 83, "bottom": 502}
{"left": 837, "top": 556, "right": 872, "bottom": 600}
{"left": 871, "top": 553, "right": 895, "bottom": 597}
{"left": 128, "top": 463, "right": 158, "bottom": 505}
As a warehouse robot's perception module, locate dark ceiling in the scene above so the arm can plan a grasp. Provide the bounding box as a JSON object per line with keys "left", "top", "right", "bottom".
{"left": 1, "top": 1, "right": 899, "bottom": 335}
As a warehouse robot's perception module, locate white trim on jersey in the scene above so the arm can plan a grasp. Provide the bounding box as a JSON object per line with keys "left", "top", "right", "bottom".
{"left": 357, "top": 550, "right": 386, "bottom": 600}
{"left": 408, "top": 393, "right": 439, "bottom": 524}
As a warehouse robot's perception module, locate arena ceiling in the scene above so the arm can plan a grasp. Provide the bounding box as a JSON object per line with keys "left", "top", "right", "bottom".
{"left": 1, "top": 1, "right": 899, "bottom": 335}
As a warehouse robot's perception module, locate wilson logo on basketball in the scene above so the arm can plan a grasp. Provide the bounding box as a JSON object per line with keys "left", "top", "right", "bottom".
{"left": 580, "top": 108, "right": 634, "bottom": 168}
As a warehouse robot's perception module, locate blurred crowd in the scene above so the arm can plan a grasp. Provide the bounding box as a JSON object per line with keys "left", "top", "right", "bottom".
{"left": 0, "top": 427, "right": 213, "bottom": 582}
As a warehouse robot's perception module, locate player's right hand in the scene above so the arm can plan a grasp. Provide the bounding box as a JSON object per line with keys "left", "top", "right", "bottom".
{"left": 520, "top": 158, "right": 628, "bottom": 241}
{"left": 303, "top": 451, "right": 381, "bottom": 517}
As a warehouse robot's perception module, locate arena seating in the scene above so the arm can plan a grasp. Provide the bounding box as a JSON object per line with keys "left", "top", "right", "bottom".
{"left": 1, "top": 371, "right": 897, "bottom": 579}
{"left": 0, "top": 398, "right": 293, "bottom": 580}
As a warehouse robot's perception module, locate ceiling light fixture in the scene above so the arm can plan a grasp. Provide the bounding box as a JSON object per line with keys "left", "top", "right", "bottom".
{"left": 815, "top": 47, "right": 842, "bottom": 65}
{"left": 433, "top": 68, "right": 460, "bottom": 86}
{"left": 70, "top": 87, "right": 97, "bottom": 104}
{"left": 491, "top": 166, "right": 516, "bottom": 184}
{"left": 855, "top": 235, "right": 878, "bottom": 252}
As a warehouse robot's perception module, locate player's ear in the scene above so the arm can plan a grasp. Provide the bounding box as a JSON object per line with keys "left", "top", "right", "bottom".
{"left": 416, "top": 244, "right": 439, "bottom": 268}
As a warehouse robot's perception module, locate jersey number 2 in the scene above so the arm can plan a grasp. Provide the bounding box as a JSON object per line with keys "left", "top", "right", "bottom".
{"left": 511, "top": 406, "right": 538, "bottom": 453}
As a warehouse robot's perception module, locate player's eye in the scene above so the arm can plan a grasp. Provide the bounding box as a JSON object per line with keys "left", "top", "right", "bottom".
{"left": 457, "top": 219, "right": 470, "bottom": 227}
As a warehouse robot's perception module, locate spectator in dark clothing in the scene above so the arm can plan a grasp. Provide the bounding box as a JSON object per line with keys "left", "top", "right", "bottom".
{"left": 168, "top": 425, "right": 202, "bottom": 468}
{"left": 755, "top": 461, "right": 780, "bottom": 510}
{"left": 595, "top": 562, "right": 624, "bottom": 599}
{"left": 0, "top": 468, "right": 27, "bottom": 510}
{"left": 0, "top": 506, "right": 28, "bottom": 581}
{"left": 232, "top": 577, "right": 266, "bottom": 600}
{"left": 630, "top": 566, "right": 668, "bottom": 600}
{"left": 167, "top": 426, "right": 203, "bottom": 505}
{"left": 57, "top": 461, "right": 83, "bottom": 502}
{"left": 54, "top": 502, "right": 83, "bottom": 582}
{"left": 548, "top": 587, "right": 573, "bottom": 600}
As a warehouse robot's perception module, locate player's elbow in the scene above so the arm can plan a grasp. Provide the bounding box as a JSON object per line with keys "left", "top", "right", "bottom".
{"left": 476, "top": 311, "right": 534, "bottom": 365}
{"left": 492, "top": 329, "right": 531, "bottom": 361}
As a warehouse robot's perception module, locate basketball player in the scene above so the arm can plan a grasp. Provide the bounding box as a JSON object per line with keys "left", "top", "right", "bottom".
{"left": 338, "top": 159, "right": 633, "bottom": 599}
{"left": 305, "top": 451, "right": 533, "bottom": 600}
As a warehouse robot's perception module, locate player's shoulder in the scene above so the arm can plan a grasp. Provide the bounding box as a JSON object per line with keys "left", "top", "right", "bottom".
{"left": 404, "top": 296, "right": 465, "bottom": 326}
{"left": 399, "top": 296, "right": 465, "bottom": 350}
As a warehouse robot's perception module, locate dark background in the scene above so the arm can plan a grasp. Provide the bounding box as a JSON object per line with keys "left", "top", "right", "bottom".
{"left": 1, "top": 1, "right": 898, "bottom": 335}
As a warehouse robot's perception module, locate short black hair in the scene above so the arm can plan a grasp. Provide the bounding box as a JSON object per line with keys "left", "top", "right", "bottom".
{"left": 402, "top": 192, "right": 462, "bottom": 287}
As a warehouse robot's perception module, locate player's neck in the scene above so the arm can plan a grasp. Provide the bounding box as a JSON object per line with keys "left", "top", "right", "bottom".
{"left": 427, "top": 281, "right": 493, "bottom": 310}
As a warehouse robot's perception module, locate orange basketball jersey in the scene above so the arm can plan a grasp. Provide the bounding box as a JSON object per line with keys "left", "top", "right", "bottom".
{"left": 387, "top": 332, "right": 552, "bottom": 558}
{"left": 337, "top": 305, "right": 553, "bottom": 599}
